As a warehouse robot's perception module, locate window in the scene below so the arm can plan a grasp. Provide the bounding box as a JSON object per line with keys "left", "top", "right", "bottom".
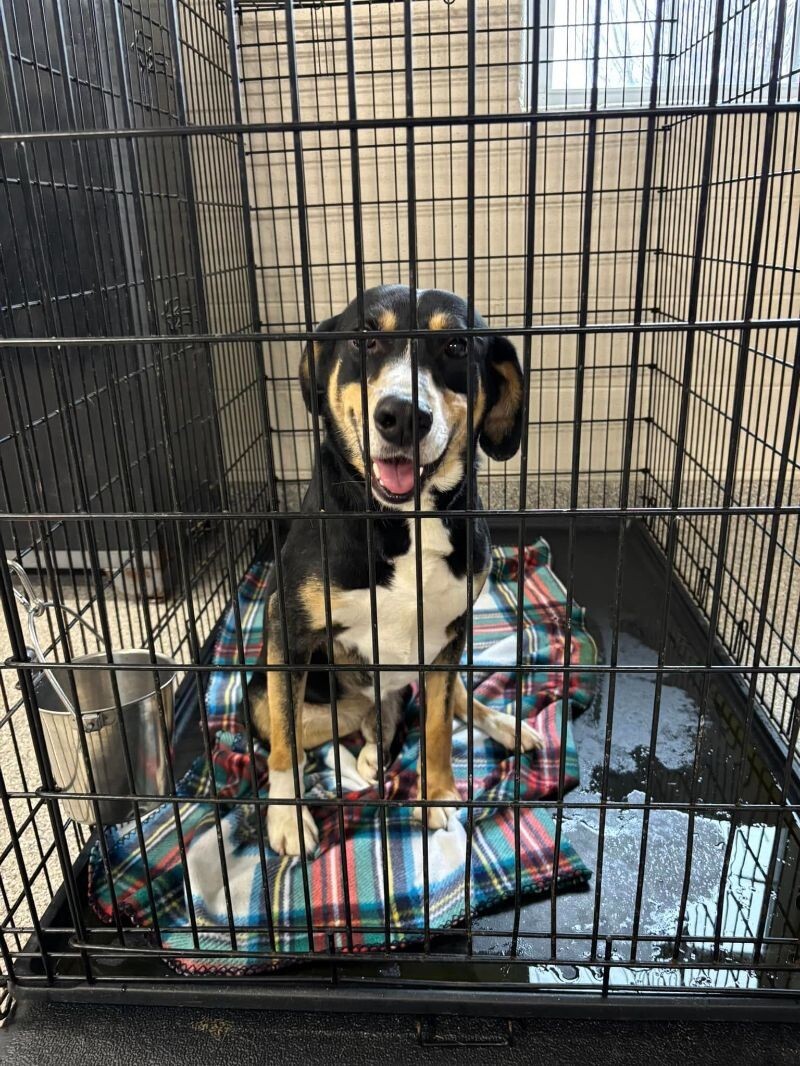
{"left": 521, "top": 0, "right": 659, "bottom": 110}
{"left": 521, "top": 0, "right": 800, "bottom": 111}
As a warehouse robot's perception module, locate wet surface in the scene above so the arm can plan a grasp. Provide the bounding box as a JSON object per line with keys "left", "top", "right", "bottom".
{"left": 456, "top": 522, "right": 800, "bottom": 992}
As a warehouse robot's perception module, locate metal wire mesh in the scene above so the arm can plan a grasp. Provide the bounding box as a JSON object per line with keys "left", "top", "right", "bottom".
{"left": 0, "top": 0, "right": 798, "bottom": 1015}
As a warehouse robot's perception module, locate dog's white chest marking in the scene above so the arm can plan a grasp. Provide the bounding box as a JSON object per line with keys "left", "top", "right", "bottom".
{"left": 334, "top": 519, "right": 467, "bottom": 694}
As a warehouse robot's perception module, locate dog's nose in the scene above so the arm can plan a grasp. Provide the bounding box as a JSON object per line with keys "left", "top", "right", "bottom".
{"left": 374, "top": 395, "right": 433, "bottom": 447}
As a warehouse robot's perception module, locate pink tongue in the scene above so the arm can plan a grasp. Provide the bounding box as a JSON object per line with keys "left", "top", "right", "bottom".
{"left": 375, "top": 459, "right": 415, "bottom": 495}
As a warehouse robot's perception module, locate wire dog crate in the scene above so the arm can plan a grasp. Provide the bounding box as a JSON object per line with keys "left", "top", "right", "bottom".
{"left": 1, "top": 0, "right": 799, "bottom": 1020}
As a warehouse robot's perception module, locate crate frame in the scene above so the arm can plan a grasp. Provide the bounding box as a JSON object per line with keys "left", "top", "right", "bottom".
{"left": 1, "top": 0, "right": 799, "bottom": 1019}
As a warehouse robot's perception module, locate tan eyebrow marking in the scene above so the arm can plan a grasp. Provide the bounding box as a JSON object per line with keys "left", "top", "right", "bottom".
{"left": 428, "top": 311, "right": 453, "bottom": 331}
{"left": 377, "top": 308, "right": 397, "bottom": 331}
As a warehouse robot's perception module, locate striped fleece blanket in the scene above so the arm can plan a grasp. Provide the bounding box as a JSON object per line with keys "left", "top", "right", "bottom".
{"left": 89, "top": 540, "right": 597, "bottom": 972}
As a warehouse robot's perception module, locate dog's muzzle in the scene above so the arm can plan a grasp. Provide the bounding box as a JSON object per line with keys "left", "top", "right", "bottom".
{"left": 370, "top": 395, "right": 433, "bottom": 500}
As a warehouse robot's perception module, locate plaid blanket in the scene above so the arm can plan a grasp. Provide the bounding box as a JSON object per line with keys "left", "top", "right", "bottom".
{"left": 89, "top": 540, "right": 597, "bottom": 972}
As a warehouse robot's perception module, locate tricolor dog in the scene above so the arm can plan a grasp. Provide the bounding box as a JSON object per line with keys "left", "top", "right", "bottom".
{"left": 251, "top": 285, "right": 541, "bottom": 856}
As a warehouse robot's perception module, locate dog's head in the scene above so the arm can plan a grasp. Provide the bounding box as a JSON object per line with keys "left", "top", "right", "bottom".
{"left": 300, "top": 285, "right": 524, "bottom": 509}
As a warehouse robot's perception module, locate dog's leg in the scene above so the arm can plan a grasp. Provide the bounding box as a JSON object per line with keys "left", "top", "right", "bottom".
{"left": 412, "top": 633, "right": 464, "bottom": 830}
{"left": 301, "top": 694, "right": 372, "bottom": 750}
{"left": 452, "top": 673, "right": 543, "bottom": 752}
{"left": 265, "top": 603, "right": 317, "bottom": 858}
{"left": 249, "top": 596, "right": 272, "bottom": 743}
{"left": 357, "top": 689, "right": 404, "bottom": 784}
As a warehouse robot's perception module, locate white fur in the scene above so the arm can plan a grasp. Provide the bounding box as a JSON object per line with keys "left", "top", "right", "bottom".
{"left": 367, "top": 360, "right": 450, "bottom": 467}
{"left": 333, "top": 518, "right": 467, "bottom": 696}
{"left": 267, "top": 763, "right": 318, "bottom": 856}
{"left": 356, "top": 742, "right": 381, "bottom": 784}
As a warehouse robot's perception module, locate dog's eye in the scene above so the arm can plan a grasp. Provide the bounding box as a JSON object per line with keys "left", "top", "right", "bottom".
{"left": 446, "top": 337, "right": 468, "bottom": 358}
{"left": 350, "top": 334, "right": 378, "bottom": 353}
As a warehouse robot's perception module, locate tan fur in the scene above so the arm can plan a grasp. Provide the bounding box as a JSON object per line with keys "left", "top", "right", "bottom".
{"left": 265, "top": 599, "right": 307, "bottom": 773}
{"left": 474, "top": 379, "right": 486, "bottom": 426}
{"left": 451, "top": 672, "right": 503, "bottom": 733}
{"left": 250, "top": 686, "right": 270, "bottom": 744}
{"left": 420, "top": 667, "right": 459, "bottom": 803}
{"left": 428, "top": 311, "right": 452, "bottom": 331}
{"left": 427, "top": 370, "right": 488, "bottom": 494}
{"left": 300, "top": 694, "right": 373, "bottom": 748}
{"left": 378, "top": 308, "right": 397, "bottom": 331}
{"left": 483, "top": 359, "right": 522, "bottom": 448}
{"left": 298, "top": 575, "right": 344, "bottom": 631}
{"left": 250, "top": 698, "right": 369, "bottom": 746}
{"left": 299, "top": 340, "right": 323, "bottom": 401}
{"left": 451, "top": 672, "right": 543, "bottom": 753}
{"left": 255, "top": 585, "right": 369, "bottom": 751}
{"left": 327, "top": 361, "right": 367, "bottom": 474}
{"left": 261, "top": 663, "right": 539, "bottom": 758}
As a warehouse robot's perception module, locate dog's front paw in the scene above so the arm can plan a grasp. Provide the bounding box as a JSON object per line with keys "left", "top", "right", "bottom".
{"left": 268, "top": 804, "right": 318, "bottom": 857}
{"left": 356, "top": 741, "right": 380, "bottom": 784}
{"left": 413, "top": 786, "right": 461, "bottom": 831}
{"left": 519, "top": 719, "right": 545, "bottom": 751}
{"left": 484, "top": 710, "right": 544, "bottom": 753}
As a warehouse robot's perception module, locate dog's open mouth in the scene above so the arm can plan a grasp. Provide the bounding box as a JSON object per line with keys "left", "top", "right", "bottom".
{"left": 354, "top": 417, "right": 452, "bottom": 505}
{"left": 371, "top": 457, "right": 421, "bottom": 502}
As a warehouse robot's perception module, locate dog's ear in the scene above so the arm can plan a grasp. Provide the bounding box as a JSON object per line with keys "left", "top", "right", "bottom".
{"left": 479, "top": 335, "right": 524, "bottom": 461}
{"left": 300, "top": 314, "right": 340, "bottom": 413}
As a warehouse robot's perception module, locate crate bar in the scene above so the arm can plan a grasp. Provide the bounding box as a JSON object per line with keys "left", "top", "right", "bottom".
{"left": 463, "top": 0, "right": 477, "bottom": 958}
{"left": 702, "top": 0, "right": 791, "bottom": 966}
{"left": 337, "top": 0, "right": 377, "bottom": 951}
{"left": 105, "top": 0, "right": 221, "bottom": 950}
{"left": 7, "top": 924, "right": 789, "bottom": 948}
{"left": 174, "top": 0, "right": 273, "bottom": 947}
{"left": 222, "top": 2, "right": 281, "bottom": 513}
{"left": 287, "top": 0, "right": 355, "bottom": 950}
{"left": 14, "top": 936, "right": 800, "bottom": 968}
{"left": 4, "top": 503, "right": 800, "bottom": 521}
{"left": 343, "top": 0, "right": 393, "bottom": 952}
{"left": 280, "top": 0, "right": 318, "bottom": 935}
{"left": 62, "top": 0, "right": 202, "bottom": 947}
{"left": 0, "top": 1, "right": 131, "bottom": 948}
{"left": 4, "top": 99, "right": 800, "bottom": 144}
{"left": 514, "top": 0, "right": 533, "bottom": 959}
{"left": 1, "top": 0, "right": 145, "bottom": 976}
{"left": 553, "top": 0, "right": 603, "bottom": 963}
{"left": 590, "top": 0, "right": 668, "bottom": 963}
{"left": 249, "top": 7, "right": 302, "bottom": 494}
{"left": 401, "top": 0, "right": 432, "bottom": 953}
{"left": 511, "top": 0, "right": 541, "bottom": 946}
{"left": 7, "top": 658, "right": 800, "bottom": 679}
{"left": 631, "top": 0, "right": 729, "bottom": 962}
{"left": 6, "top": 316, "right": 800, "bottom": 346}
{"left": 7, "top": 786, "right": 800, "bottom": 814}
{"left": 100, "top": 0, "right": 199, "bottom": 938}
{"left": 6, "top": 976, "right": 800, "bottom": 1019}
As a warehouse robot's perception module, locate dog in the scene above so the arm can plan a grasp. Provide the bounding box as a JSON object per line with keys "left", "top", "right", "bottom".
{"left": 251, "top": 285, "right": 542, "bottom": 856}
